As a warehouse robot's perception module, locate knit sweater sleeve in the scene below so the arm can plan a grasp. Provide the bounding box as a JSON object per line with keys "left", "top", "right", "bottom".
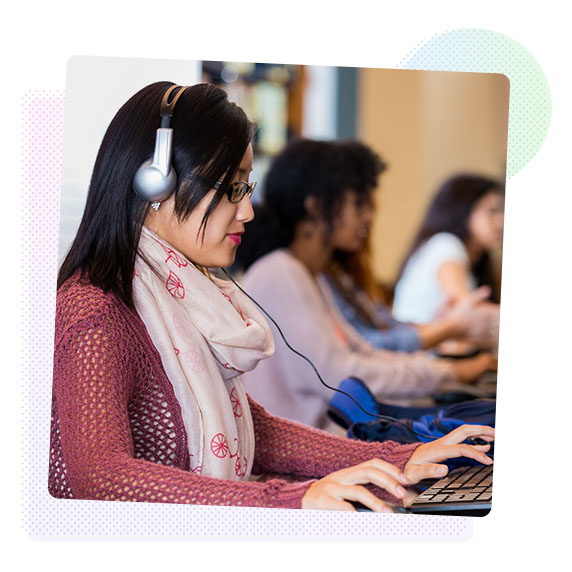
{"left": 249, "top": 395, "right": 420, "bottom": 477}
{"left": 249, "top": 396, "right": 421, "bottom": 505}
{"left": 52, "top": 300, "right": 312, "bottom": 509}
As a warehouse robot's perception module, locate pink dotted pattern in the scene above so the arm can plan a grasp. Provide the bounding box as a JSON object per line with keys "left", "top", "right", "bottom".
{"left": 21, "top": 90, "right": 471, "bottom": 540}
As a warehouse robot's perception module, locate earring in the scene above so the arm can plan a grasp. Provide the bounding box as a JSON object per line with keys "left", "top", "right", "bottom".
{"left": 151, "top": 202, "right": 161, "bottom": 211}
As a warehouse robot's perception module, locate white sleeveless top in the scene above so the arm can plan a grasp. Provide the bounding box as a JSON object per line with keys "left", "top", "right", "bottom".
{"left": 393, "top": 233, "right": 476, "bottom": 324}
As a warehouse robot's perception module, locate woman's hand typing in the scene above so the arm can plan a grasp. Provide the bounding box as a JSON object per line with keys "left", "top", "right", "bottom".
{"left": 301, "top": 458, "right": 409, "bottom": 513}
{"left": 403, "top": 424, "right": 494, "bottom": 483}
{"left": 301, "top": 424, "right": 494, "bottom": 512}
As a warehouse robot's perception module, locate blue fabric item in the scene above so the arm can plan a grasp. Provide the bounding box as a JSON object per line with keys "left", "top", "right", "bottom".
{"left": 327, "top": 377, "right": 381, "bottom": 428}
{"left": 326, "top": 277, "right": 422, "bottom": 352}
{"left": 328, "top": 377, "right": 496, "bottom": 470}
{"left": 328, "top": 377, "right": 446, "bottom": 427}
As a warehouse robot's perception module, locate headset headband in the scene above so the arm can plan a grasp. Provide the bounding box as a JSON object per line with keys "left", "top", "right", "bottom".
{"left": 132, "top": 84, "right": 189, "bottom": 205}
{"left": 160, "top": 85, "right": 189, "bottom": 125}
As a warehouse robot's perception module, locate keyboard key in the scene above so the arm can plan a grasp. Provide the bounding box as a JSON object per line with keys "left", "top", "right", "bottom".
{"left": 444, "top": 492, "right": 480, "bottom": 502}
{"left": 410, "top": 465, "right": 493, "bottom": 511}
{"left": 428, "top": 494, "right": 450, "bottom": 503}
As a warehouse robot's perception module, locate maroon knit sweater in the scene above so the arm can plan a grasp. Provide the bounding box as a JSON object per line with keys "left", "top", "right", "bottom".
{"left": 49, "top": 276, "right": 420, "bottom": 509}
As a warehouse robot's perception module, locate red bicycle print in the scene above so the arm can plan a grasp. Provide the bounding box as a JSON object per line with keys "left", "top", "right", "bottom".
{"left": 209, "top": 433, "right": 248, "bottom": 477}
{"left": 161, "top": 244, "right": 188, "bottom": 268}
{"left": 166, "top": 270, "right": 185, "bottom": 299}
{"left": 210, "top": 433, "right": 230, "bottom": 458}
{"left": 150, "top": 235, "right": 188, "bottom": 269}
{"left": 229, "top": 388, "right": 243, "bottom": 418}
{"left": 235, "top": 456, "right": 247, "bottom": 478}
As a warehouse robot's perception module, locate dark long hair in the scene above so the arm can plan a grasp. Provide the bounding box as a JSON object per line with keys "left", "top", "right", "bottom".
{"left": 398, "top": 174, "right": 504, "bottom": 302}
{"left": 58, "top": 81, "right": 253, "bottom": 307}
{"left": 234, "top": 138, "right": 377, "bottom": 272}
{"left": 330, "top": 140, "right": 387, "bottom": 300}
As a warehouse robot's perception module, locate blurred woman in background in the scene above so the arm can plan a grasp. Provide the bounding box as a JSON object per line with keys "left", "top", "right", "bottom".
{"left": 324, "top": 142, "right": 498, "bottom": 354}
{"left": 392, "top": 174, "right": 504, "bottom": 331}
{"left": 235, "top": 139, "right": 496, "bottom": 430}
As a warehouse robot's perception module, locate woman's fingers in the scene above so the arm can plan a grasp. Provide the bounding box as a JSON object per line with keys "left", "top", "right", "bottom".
{"left": 440, "top": 444, "right": 493, "bottom": 465}
{"left": 438, "top": 424, "right": 495, "bottom": 446}
{"left": 301, "top": 459, "right": 409, "bottom": 512}
{"left": 453, "top": 354, "right": 497, "bottom": 383}
{"left": 403, "top": 462, "right": 449, "bottom": 483}
{"left": 457, "top": 286, "right": 492, "bottom": 313}
{"left": 336, "top": 461, "right": 408, "bottom": 500}
{"left": 303, "top": 425, "right": 496, "bottom": 512}
{"left": 404, "top": 448, "right": 492, "bottom": 484}
{"left": 341, "top": 459, "right": 409, "bottom": 486}
{"left": 403, "top": 424, "right": 495, "bottom": 484}
{"left": 415, "top": 443, "right": 492, "bottom": 467}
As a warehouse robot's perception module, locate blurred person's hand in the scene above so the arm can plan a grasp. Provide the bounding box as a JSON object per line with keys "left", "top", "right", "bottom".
{"left": 450, "top": 352, "right": 498, "bottom": 384}
{"left": 439, "top": 286, "right": 500, "bottom": 349}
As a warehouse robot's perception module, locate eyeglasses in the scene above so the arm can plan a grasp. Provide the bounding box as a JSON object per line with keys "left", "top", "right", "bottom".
{"left": 214, "top": 180, "right": 257, "bottom": 203}
{"left": 184, "top": 173, "right": 256, "bottom": 203}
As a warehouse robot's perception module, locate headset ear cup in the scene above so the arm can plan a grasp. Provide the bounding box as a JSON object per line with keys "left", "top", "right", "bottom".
{"left": 133, "top": 127, "right": 177, "bottom": 202}
{"left": 133, "top": 85, "right": 189, "bottom": 203}
{"left": 133, "top": 158, "right": 177, "bottom": 202}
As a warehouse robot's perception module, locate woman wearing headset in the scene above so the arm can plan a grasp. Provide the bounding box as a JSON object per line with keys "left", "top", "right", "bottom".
{"left": 50, "top": 82, "right": 493, "bottom": 512}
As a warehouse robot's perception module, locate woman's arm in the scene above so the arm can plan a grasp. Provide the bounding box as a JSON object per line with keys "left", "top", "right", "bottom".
{"left": 300, "top": 424, "right": 495, "bottom": 512}
{"left": 415, "top": 318, "right": 462, "bottom": 350}
{"left": 325, "top": 277, "right": 423, "bottom": 352}
{"left": 248, "top": 395, "right": 495, "bottom": 512}
{"left": 52, "top": 315, "right": 313, "bottom": 509}
{"left": 415, "top": 285, "right": 495, "bottom": 349}
{"left": 244, "top": 256, "right": 455, "bottom": 405}
{"left": 437, "top": 260, "right": 474, "bottom": 303}
{"left": 248, "top": 395, "right": 420, "bottom": 478}
{"left": 248, "top": 395, "right": 421, "bottom": 508}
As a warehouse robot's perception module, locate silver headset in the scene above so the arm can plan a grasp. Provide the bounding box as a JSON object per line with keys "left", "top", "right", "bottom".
{"left": 132, "top": 84, "right": 189, "bottom": 206}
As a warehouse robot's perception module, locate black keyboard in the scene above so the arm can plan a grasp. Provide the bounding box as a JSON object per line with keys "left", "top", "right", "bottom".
{"left": 405, "top": 464, "right": 493, "bottom": 516}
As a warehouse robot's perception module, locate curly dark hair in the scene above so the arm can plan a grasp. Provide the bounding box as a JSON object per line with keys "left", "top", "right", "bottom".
{"left": 234, "top": 138, "right": 386, "bottom": 272}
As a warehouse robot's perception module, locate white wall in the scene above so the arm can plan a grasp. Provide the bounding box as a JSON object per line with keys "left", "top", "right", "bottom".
{"left": 59, "top": 56, "right": 201, "bottom": 262}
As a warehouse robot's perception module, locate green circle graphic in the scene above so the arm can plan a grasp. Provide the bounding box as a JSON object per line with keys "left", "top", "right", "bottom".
{"left": 400, "top": 28, "right": 551, "bottom": 178}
